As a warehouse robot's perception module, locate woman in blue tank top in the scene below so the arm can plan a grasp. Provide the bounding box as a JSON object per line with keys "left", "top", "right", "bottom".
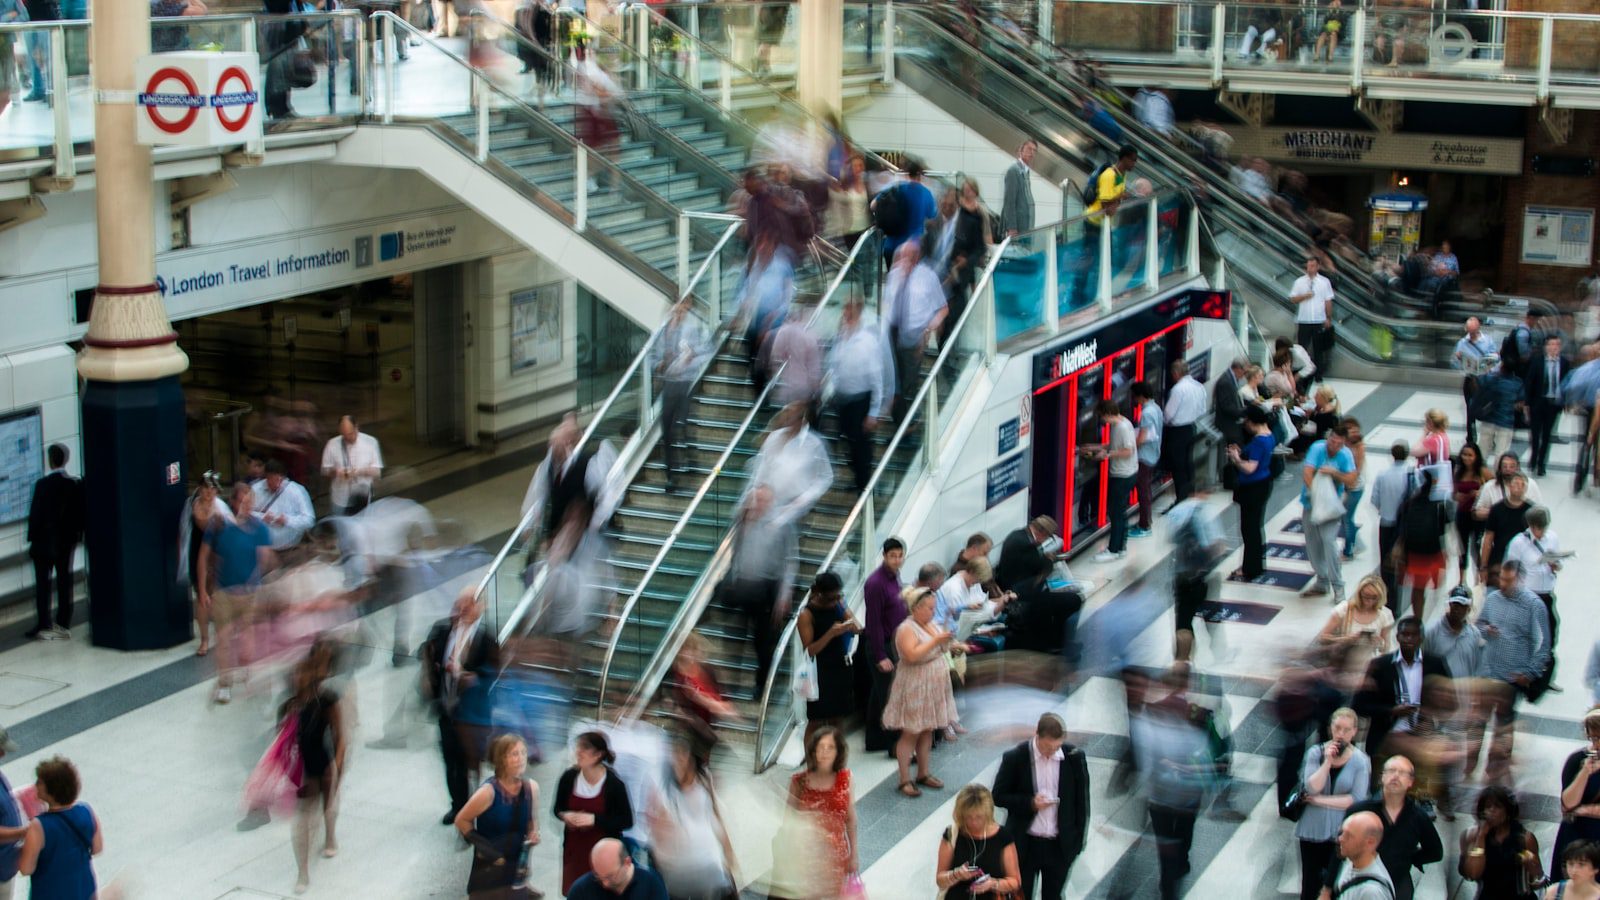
{"left": 19, "top": 756, "right": 100, "bottom": 900}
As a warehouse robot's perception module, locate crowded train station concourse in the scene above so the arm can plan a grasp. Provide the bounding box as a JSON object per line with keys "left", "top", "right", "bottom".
{"left": 3, "top": 0, "right": 1600, "bottom": 898}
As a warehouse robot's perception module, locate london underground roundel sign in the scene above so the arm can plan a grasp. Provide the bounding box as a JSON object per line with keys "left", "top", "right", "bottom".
{"left": 211, "top": 65, "right": 258, "bottom": 133}
{"left": 139, "top": 66, "right": 204, "bottom": 135}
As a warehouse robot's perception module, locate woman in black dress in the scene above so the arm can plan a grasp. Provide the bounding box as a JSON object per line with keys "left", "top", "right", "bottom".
{"left": 287, "top": 642, "right": 345, "bottom": 895}
{"left": 1554, "top": 711, "right": 1600, "bottom": 872}
{"left": 1460, "top": 784, "right": 1544, "bottom": 900}
{"left": 796, "top": 571, "right": 859, "bottom": 747}
{"left": 934, "top": 785, "right": 1020, "bottom": 900}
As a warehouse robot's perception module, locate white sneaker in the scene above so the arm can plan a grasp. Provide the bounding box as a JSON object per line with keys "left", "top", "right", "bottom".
{"left": 1301, "top": 579, "right": 1329, "bottom": 596}
{"left": 49, "top": 626, "right": 71, "bottom": 639}
{"left": 214, "top": 686, "right": 232, "bottom": 705}
{"left": 1093, "top": 550, "right": 1126, "bottom": 563}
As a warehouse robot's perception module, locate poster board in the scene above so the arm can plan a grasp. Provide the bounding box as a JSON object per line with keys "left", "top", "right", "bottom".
{"left": 0, "top": 408, "right": 44, "bottom": 526}
{"left": 510, "top": 282, "right": 563, "bottom": 373}
{"left": 1521, "top": 205, "right": 1594, "bottom": 268}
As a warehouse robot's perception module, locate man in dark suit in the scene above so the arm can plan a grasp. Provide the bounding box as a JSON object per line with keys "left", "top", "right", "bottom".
{"left": 994, "top": 516, "right": 1082, "bottom": 656}
{"left": 992, "top": 713, "right": 1090, "bottom": 899}
{"left": 421, "top": 587, "right": 499, "bottom": 823}
{"left": 1523, "top": 335, "right": 1569, "bottom": 477}
{"left": 1213, "top": 356, "right": 1248, "bottom": 449}
{"left": 26, "top": 443, "right": 84, "bottom": 641}
{"left": 1352, "top": 616, "right": 1451, "bottom": 767}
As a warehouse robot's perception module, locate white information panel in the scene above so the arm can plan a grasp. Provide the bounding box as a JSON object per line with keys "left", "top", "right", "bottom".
{"left": 1521, "top": 205, "right": 1594, "bottom": 268}
{"left": 136, "top": 51, "right": 262, "bottom": 147}
{"left": 0, "top": 408, "right": 43, "bottom": 527}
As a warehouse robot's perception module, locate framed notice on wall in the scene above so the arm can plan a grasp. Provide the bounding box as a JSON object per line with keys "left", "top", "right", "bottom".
{"left": 510, "top": 282, "right": 563, "bottom": 373}
{"left": 1521, "top": 205, "right": 1594, "bottom": 267}
{"left": 0, "top": 407, "right": 43, "bottom": 526}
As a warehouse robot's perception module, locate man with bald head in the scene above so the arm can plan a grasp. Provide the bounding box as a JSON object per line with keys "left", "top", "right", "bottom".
{"left": 520, "top": 411, "right": 619, "bottom": 544}
{"left": 1331, "top": 754, "right": 1442, "bottom": 900}
{"left": 1323, "top": 811, "right": 1394, "bottom": 900}
{"left": 566, "top": 838, "right": 668, "bottom": 898}
{"left": 321, "top": 414, "right": 383, "bottom": 515}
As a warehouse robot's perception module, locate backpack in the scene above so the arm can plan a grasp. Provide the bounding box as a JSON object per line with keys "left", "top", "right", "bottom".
{"left": 1500, "top": 324, "right": 1530, "bottom": 376}
{"left": 1468, "top": 373, "right": 1498, "bottom": 422}
{"left": 1080, "top": 164, "right": 1113, "bottom": 206}
{"left": 1400, "top": 495, "right": 1445, "bottom": 555}
{"left": 1173, "top": 506, "right": 1214, "bottom": 578}
{"left": 872, "top": 182, "right": 910, "bottom": 238}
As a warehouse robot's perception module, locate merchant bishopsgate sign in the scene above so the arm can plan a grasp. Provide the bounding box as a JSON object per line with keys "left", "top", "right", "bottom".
{"left": 1219, "top": 126, "right": 1523, "bottom": 175}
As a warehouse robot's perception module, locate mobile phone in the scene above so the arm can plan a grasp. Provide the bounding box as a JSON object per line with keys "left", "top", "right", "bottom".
{"left": 973, "top": 873, "right": 991, "bottom": 886}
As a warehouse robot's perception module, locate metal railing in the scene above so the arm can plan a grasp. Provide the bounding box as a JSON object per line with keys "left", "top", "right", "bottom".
{"left": 593, "top": 226, "right": 881, "bottom": 722}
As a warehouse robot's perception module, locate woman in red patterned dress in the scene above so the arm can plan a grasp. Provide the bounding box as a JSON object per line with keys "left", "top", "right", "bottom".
{"left": 782, "top": 726, "right": 859, "bottom": 899}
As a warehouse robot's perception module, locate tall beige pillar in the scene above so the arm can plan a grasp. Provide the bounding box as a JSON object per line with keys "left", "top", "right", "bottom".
{"left": 79, "top": 1, "right": 193, "bottom": 651}
{"left": 797, "top": 0, "right": 844, "bottom": 120}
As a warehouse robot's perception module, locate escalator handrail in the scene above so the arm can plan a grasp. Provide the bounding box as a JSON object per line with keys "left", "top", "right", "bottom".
{"left": 375, "top": 12, "right": 729, "bottom": 255}
{"left": 750, "top": 231, "right": 1013, "bottom": 773}
{"left": 594, "top": 226, "right": 882, "bottom": 721}
{"left": 478, "top": 219, "right": 746, "bottom": 644}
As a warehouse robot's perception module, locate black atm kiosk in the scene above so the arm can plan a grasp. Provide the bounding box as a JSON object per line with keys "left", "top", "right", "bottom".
{"left": 1029, "top": 290, "right": 1230, "bottom": 555}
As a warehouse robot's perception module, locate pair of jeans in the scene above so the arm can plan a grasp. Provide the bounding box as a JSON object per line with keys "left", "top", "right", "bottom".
{"left": 1340, "top": 487, "right": 1365, "bottom": 556}
{"left": 1136, "top": 461, "right": 1157, "bottom": 529}
{"left": 1301, "top": 510, "right": 1344, "bottom": 595}
{"left": 1107, "top": 473, "right": 1135, "bottom": 553}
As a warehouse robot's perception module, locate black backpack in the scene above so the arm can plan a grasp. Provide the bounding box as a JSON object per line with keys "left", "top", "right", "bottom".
{"left": 1400, "top": 495, "right": 1445, "bottom": 555}
{"left": 1080, "top": 164, "right": 1112, "bottom": 206}
{"left": 1500, "top": 325, "right": 1530, "bottom": 376}
{"left": 1334, "top": 874, "right": 1394, "bottom": 899}
{"left": 872, "top": 182, "right": 910, "bottom": 238}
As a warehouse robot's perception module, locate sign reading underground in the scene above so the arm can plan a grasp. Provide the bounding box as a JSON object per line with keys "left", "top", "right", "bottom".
{"left": 135, "top": 52, "right": 262, "bottom": 147}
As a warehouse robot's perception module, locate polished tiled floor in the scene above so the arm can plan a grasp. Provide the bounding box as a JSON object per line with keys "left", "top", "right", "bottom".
{"left": 0, "top": 375, "right": 1593, "bottom": 899}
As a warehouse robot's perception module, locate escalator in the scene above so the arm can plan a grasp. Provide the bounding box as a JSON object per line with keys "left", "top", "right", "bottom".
{"left": 884, "top": 6, "right": 1480, "bottom": 371}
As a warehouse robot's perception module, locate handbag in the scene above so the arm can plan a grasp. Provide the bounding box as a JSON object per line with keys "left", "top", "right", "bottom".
{"left": 242, "top": 715, "right": 304, "bottom": 818}
{"left": 1310, "top": 474, "right": 1344, "bottom": 524}
{"left": 1281, "top": 745, "right": 1332, "bottom": 821}
{"left": 793, "top": 651, "right": 820, "bottom": 703}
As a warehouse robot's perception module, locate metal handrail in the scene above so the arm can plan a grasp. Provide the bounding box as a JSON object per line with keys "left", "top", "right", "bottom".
{"left": 750, "top": 233, "right": 1012, "bottom": 772}
{"left": 477, "top": 219, "right": 743, "bottom": 644}
{"left": 593, "top": 226, "right": 880, "bottom": 721}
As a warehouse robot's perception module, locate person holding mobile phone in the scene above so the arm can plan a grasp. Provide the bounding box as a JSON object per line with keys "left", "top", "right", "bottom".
{"left": 935, "top": 786, "right": 1020, "bottom": 899}
{"left": 992, "top": 713, "right": 1089, "bottom": 899}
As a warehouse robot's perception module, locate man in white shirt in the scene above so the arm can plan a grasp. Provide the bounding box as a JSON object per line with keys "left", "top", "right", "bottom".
{"left": 252, "top": 459, "right": 315, "bottom": 551}
{"left": 651, "top": 297, "right": 709, "bottom": 494}
{"left": 1135, "top": 87, "right": 1175, "bottom": 138}
{"left": 1162, "top": 359, "right": 1208, "bottom": 505}
{"left": 827, "top": 298, "right": 890, "bottom": 494}
{"left": 1082, "top": 399, "right": 1139, "bottom": 561}
{"left": 321, "top": 415, "right": 383, "bottom": 516}
{"left": 1453, "top": 316, "right": 1497, "bottom": 445}
{"left": 1502, "top": 505, "right": 1562, "bottom": 696}
{"left": 744, "top": 402, "right": 833, "bottom": 527}
{"left": 882, "top": 242, "right": 948, "bottom": 422}
{"left": 1290, "top": 257, "right": 1336, "bottom": 379}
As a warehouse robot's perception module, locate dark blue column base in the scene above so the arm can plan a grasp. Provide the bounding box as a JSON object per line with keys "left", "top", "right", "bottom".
{"left": 82, "top": 376, "right": 193, "bottom": 650}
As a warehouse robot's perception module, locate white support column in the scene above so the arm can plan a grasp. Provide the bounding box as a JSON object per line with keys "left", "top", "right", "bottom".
{"left": 1043, "top": 232, "right": 1060, "bottom": 335}
{"left": 49, "top": 27, "right": 71, "bottom": 182}
{"left": 1186, "top": 205, "right": 1201, "bottom": 278}
{"left": 1037, "top": 0, "right": 1053, "bottom": 45}
{"left": 1536, "top": 16, "right": 1553, "bottom": 104}
{"left": 475, "top": 79, "right": 490, "bottom": 163}
{"left": 677, "top": 215, "right": 693, "bottom": 298}
{"left": 635, "top": 5, "right": 650, "bottom": 92}
{"left": 1210, "top": 3, "right": 1225, "bottom": 87}
{"left": 574, "top": 150, "right": 589, "bottom": 233}
{"left": 718, "top": 61, "right": 732, "bottom": 111}
{"left": 1350, "top": 10, "right": 1365, "bottom": 93}
{"left": 383, "top": 14, "right": 396, "bottom": 123}
{"left": 882, "top": 2, "right": 895, "bottom": 85}
{"left": 798, "top": 0, "right": 843, "bottom": 117}
{"left": 923, "top": 377, "right": 940, "bottom": 469}
{"left": 1097, "top": 219, "right": 1114, "bottom": 309}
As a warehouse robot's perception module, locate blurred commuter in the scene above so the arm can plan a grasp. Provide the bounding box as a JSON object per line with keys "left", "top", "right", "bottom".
{"left": 862, "top": 538, "right": 907, "bottom": 754}
{"left": 1550, "top": 711, "right": 1600, "bottom": 873}
{"left": 199, "top": 480, "right": 278, "bottom": 703}
{"left": 882, "top": 241, "right": 948, "bottom": 422}
{"left": 253, "top": 458, "right": 315, "bottom": 552}
{"left": 287, "top": 646, "right": 346, "bottom": 894}
{"left": 723, "top": 484, "right": 796, "bottom": 703}
{"left": 647, "top": 733, "right": 738, "bottom": 900}
{"left": 1369, "top": 441, "right": 1414, "bottom": 603}
{"left": 573, "top": 43, "right": 622, "bottom": 191}
{"left": 652, "top": 298, "right": 709, "bottom": 494}
{"left": 25, "top": 442, "right": 83, "bottom": 641}
{"left": 1473, "top": 358, "right": 1522, "bottom": 466}
{"left": 935, "top": 785, "right": 1020, "bottom": 899}
{"left": 1229, "top": 405, "right": 1277, "bottom": 580}
{"left": 456, "top": 734, "right": 540, "bottom": 900}
{"left": 744, "top": 402, "right": 832, "bottom": 526}
{"left": 760, "top": 302, "right": 823, "bottom": 418}
{"left": 321, "top": 415, "right": 383, "bottom": 516}
{"left": 423, "top": 588, "right": 500, "bottom": 825}
{"left": 1504, "top": 505, "right": 1563, "bottom": 698}
{"left": 19, "top": 756, "right": 101, "bottom": 900}
{"left": 666, "top": 634, "right": 736, "bottom": 764}
{"left": 1453, "top": 443, "right": 1491, "bottom": 586}
{"left": 884, "top": 587, "right": 957, "bottom": 797}
{"left": 1133, "top": 381, "right": 1165, "bottom": 537}
{"left": 1294, "top": 708, "right": 1372, "bottom": 900}
{"left": 774, "top": 726, "right": 858, "bottom": 900}
{"left": 874, "top": 158, "right": 937, "bottom": 266}
{"left": 825, "top": 155, "right": 870, "bottom": 249}
{"left": 992, "top": 713, "right": 1088, "bottom": 899}
{"left": 1475, "top": 453, "right": 1544, "bottom": 521}
{"left": 1167, "top": 490, "right": 1227, "bottom": 664}
{"left": 1130, "top": 669, "right": 1210, "bottom": 900}
{"left": 1393, "top": 469, "right": 1450, "bottom": 622}
{"left": 1459, "top": 785, "right": 1544, "bottom": 899}
{"left": 567, "top": 837, "right": 666, "bottom": 899}
{"left": 797, "top": 572, "right": 858, "bottom": 746}
{"left": 1476, "top": 560, "right": 1553, "bottom": 782}
{"left": 260, "top": 0, "right": 307, "bottom": 119}
{"left": 179, "top": 472, "right": 230, "bottom": 658}
{"left": 827, "top": 297, "right": 889, "bottom": 494}
{"left": 1273, "top": 648, "right": 1347, "bottom": 809}
{"left": 930, "top": 178, "right": 992, "bottom": 346}
{"left": 555, "top": 733, "right": 635, "bottom": 896}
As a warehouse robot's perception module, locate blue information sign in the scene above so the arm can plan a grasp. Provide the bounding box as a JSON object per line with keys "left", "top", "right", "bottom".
{"left": 997, "top": 417, "right": 1020, "bottom": 455}
{"left": 986, "top": 452, "right": 1028, "bottom": 509}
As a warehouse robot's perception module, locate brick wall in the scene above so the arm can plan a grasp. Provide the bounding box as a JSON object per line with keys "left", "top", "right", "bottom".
{"left": 1053, "top": 1, "right": 1175, "bottom": 54}
{"left": 1497, "top": 108, "right": 1600, "bottom": 304}
{"left": 1504, "top": 0, "right": 1600, "bottom": 71}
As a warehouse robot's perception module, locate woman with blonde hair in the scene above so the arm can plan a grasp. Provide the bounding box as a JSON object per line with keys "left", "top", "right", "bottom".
{"left": 1290, "top": 384, "right": 1342, "bottom": 458}
{"left": 1316, "top": 574, "right": 1395, "bottom": 656}
{"left": 883, "top": 586, "right": 958, "bottom": 797}
{"left": 935, "top": 785, "right": 1021, "bottom": 899}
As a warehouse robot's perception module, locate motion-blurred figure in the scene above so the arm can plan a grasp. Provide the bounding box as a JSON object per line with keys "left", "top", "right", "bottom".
{"left": 826, "top": 296, "right": 891, "bottom": 494}
{"left": 252, "top": 459, "right": 315, "bottom": 552}
{"left": 744, "top": 402, "right": 833, "bottom": 527}
{"left": 199, "top": 481, "right": 278, "bottom": 704}
{"left": 725, "top": 485, "right": 797, "bottom": 693}
{"left": 521, "top": 413, "right": 620, "bottom": 548}
{"left": 286, "top": 642, "right": 347, "bottom": 894}
{"left": 423, "top": 589, "right": 500, "bottom": 825}
{"left": 881, "top": 241, "right": 948, "bottom": 422}
{"left": 651, "top": 298, "right": 710, "bottom": 494}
